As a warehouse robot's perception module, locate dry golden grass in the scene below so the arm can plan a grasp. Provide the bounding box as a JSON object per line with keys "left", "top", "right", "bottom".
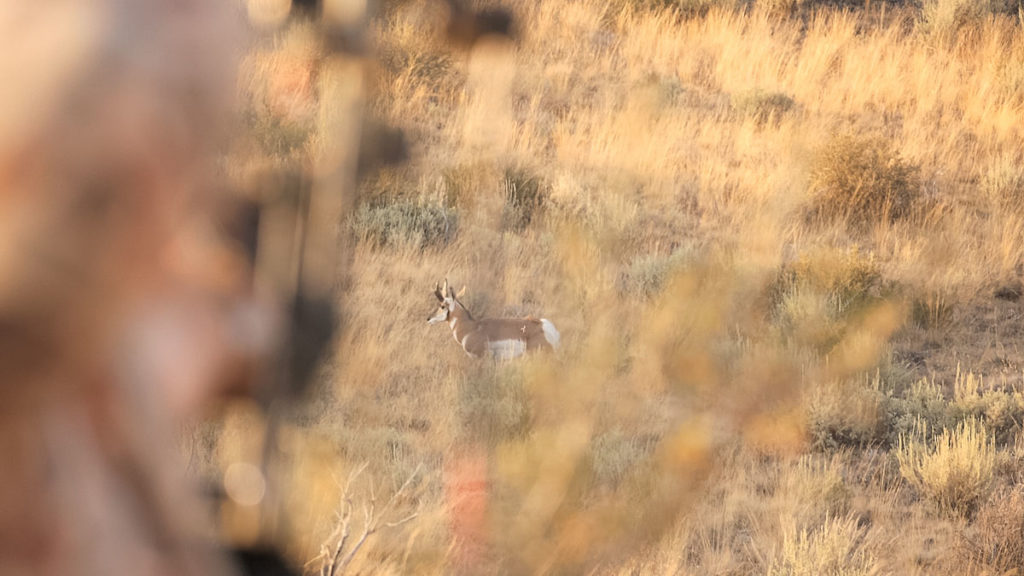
{"left": 956, "top": 486, "right": 1024, "bottom": 573}
{"left": 206, "top": 0, "right": 1024, "bottom": 573}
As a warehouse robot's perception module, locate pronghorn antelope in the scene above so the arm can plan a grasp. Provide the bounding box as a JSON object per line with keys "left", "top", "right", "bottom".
{"left": 427, "top": 279, "right": 560, "bottom": 359}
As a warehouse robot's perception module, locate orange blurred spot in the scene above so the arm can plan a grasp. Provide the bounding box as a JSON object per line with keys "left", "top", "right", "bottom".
{"left": 443, "top": 446, "right": 490, "bottom": 572}
{"left": 661, "top": 421, "right": 712, "bottom": 475}
{"left": 744, "top": 409, "right": 807, "bottom": 455}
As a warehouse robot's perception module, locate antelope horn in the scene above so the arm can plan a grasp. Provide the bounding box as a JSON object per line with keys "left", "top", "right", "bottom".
{"left": 434, "top": 282, "right": 444, "bottom": 301}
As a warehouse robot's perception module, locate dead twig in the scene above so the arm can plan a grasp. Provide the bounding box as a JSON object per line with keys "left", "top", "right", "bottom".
{"left": 307, "top": 463, "right": 422, "bottom": 576}
{"left": 304, "top": 463, "right": 366, "bottom": 576}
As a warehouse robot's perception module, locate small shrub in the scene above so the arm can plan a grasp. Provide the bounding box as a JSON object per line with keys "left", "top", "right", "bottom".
{"left": 769, "top": 515, "right": 876, "bottom": 576}
{"left": 502, "top": 167, "right": 548, "bottom": 232}
{"left": 350, "top": 200, "right": 457, "bottom": 248}
{"left": 977, "top": 392, "right": 1024, "bottom": 445}
{"left": 956, "top": 488, "right": 1024, "bottom": 573}
{"left": 754, "top": 0, "right": 806, "bottom": 15}
{"left": 886, "top": 373, "right": 1024, "bottom": 449}
{"left": 806, "top": 134, "right": 921, "bottom": 230}
{"left": 678, "top": 0, "right": 743, "bottom": 17}
{"left": 733, "top": 90, "right": 796, "bottom": 126}
{"left": 767, "top": 248, "right": 887, "bottom": 350}
{"left": 888, "top": 378, "right": 953, "bottom": 443}
{"left": 806, "top": 376, "right": 891, "bottom": 452}
{"left": 952, "top": 370, "right": 1024, "bottom": 445}
{"left": 921, "top": 0, "right": 1022, "bottom": 40}
{"left": 618, "top": 246, "right": 699, "bottom": 299}
{"left": 770, "top": 249, "right": 884, "bottom": 317}
{"left": 896, "top": 417, "right": 996, "bottom": 517}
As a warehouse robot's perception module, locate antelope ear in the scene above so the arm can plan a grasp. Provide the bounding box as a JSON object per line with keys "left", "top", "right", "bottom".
{"left": 456, "top": 286, "right": 466, "bottom": 299}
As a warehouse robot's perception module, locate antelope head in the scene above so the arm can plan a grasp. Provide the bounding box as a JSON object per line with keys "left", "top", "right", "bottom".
{"left": 427, "top": 279, "right": 465, "bottom": 324}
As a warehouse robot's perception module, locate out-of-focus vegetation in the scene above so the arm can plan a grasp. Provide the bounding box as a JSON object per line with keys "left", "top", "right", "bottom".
{"left": 199, "top": 0, "right": 1024, "bottom": 573}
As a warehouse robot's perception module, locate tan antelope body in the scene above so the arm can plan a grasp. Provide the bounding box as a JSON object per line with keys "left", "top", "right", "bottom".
{"left": 427, "top": 279, "right": 560, "bottom": 359}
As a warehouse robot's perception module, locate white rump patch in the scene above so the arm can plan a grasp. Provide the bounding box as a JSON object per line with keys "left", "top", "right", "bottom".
{"left": 540, "top": 319, "right": 561, "bottom": 349}
{"left": 488, "top": 339, "right": 527, "bottom": 360}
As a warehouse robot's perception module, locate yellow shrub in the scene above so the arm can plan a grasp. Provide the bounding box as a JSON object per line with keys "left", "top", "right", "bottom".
{"left": 806, "top": 134, "right": 920, "bottom": 230}
{"left": 896, "top": 418, "right": 996, "bottom": 517}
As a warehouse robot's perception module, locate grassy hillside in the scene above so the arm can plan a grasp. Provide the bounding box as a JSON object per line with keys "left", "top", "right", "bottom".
{"left": 215, "top": 0, "right": 1024, "bottom": 573}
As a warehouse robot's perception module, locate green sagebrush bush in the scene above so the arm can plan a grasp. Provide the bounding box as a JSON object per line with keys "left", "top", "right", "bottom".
{"left": 351, "top": 200, "right": 457, "bottom": 249}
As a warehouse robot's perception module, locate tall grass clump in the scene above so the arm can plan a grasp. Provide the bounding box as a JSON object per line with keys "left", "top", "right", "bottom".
{"left": 909, "top": 288, "right": 955, "bottom": 330}
{"left": 767, "top": 515, "right": 877, "bottom": 576}
{"left": 806, "top": 134, "right": 921, "bottom": 230}
{"left": 350, "top": 200, "right": 457, "bottom": 248}
{"left": 782, "top": 456, "right": 854, "bottom": 522}
{"left": 502, "top": 166, "right": 548, "bottom": 232}
{"left": 896, "top": 418, "right": 996, "bottom": 517}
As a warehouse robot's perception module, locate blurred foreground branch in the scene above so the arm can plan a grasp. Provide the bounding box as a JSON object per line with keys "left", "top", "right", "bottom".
{"left": 305, "top": 464, "right": 423, "bottom": 576}
{"left": 0, "top": 0, "right": 516, "bottom": 573}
